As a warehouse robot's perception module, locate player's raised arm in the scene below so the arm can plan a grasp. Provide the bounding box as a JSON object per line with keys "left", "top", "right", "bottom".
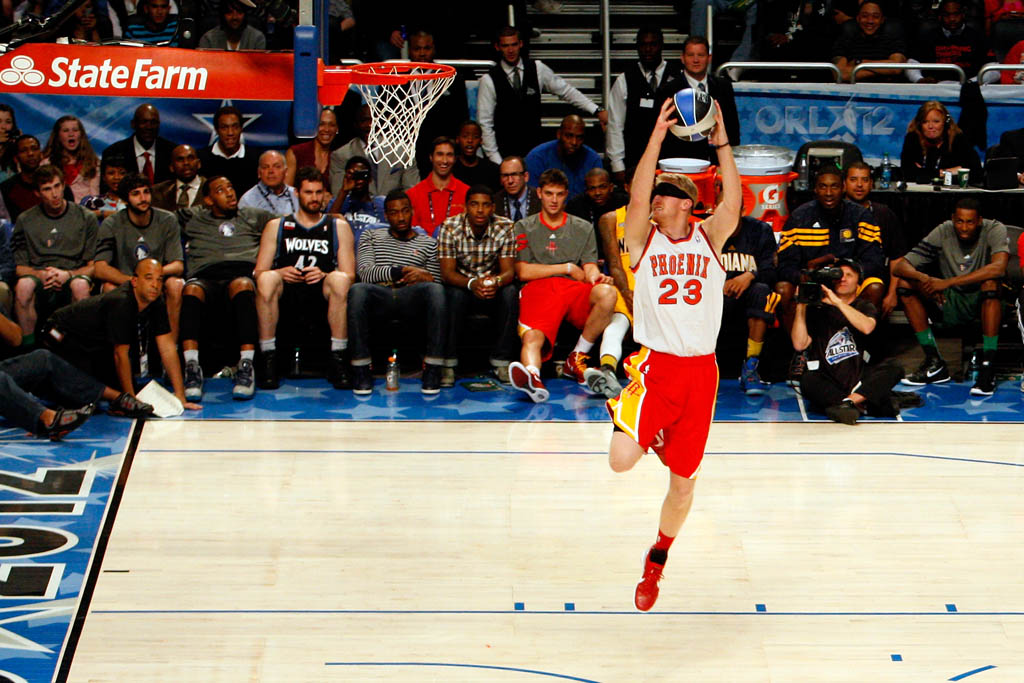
{"left": 625, "top": 98, "right": 676, "bottom": 257}
{"left": 703, "top": 104, "right": 741, "bottom": 253}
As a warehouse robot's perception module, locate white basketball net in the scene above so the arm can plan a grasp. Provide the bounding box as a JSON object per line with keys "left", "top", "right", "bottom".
{"left": 355, "top": 64, "right": 456, "bottom": 169}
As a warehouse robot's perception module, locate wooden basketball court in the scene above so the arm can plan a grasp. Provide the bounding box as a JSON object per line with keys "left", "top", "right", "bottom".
{"left": 66, "top": 419, "right": 1024, "bottom": 681}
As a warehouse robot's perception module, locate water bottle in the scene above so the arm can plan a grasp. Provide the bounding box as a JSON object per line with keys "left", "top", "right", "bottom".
{"left": 794, "top": 153, "right": 809, "bottom": 191}
{"left": 385, "top": 350, "right": 400, "bottom": 391}
{"left": 880, "top": 153, "right": 892, "bottom": 189}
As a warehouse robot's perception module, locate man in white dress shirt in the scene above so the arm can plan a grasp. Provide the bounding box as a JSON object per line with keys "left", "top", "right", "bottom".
{"left": 477, "top": 26, "right": 608, "bottom": 164}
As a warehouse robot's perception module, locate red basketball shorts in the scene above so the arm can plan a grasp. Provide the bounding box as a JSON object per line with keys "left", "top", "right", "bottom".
{"left": 606, "top": 347, "right": 719, "bottom": 479}
{"left": 518, "top": 278, "right": 594, "bottom": 361}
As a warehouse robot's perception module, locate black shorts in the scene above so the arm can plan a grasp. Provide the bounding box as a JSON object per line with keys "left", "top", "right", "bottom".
{"left": 186, "top": 262, "right": 255, "bottom": 296}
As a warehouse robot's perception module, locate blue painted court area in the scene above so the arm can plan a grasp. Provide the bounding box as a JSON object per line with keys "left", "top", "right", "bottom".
{"left": 165, "top": 376, "right": 1024, "bottom": 423}
{"left": 0, "top": 415, "right": 135, "bottom": 683}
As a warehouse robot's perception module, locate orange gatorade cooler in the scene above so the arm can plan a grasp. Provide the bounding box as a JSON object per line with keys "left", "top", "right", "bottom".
{"left": 732, "top": 146, "right": 797, "bottom": 231}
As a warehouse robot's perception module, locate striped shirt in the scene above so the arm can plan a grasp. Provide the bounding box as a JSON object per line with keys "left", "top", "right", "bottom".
{"left": 436, "top": 213, "right": 516, "bottom": 279}
{"left": 123, "top": 15, "right": 179, "bottom": 45}
{"left": 356, "top": 228, "right": 440, "bottom": 285}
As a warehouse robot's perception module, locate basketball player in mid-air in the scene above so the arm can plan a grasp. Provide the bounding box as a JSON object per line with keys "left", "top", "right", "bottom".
{"left": 605, "top": 98, "right": 741, "bottom": 611}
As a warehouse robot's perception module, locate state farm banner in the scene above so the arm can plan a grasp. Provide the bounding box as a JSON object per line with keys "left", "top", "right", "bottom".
{"left": 733, "top": 82, "right": 1024, "bottom": 161}
{"left": 0, "top": 43, "right": 295, "bottom": 100}
{"left": 0, "top": 92, "right": 292, "bottom": 153}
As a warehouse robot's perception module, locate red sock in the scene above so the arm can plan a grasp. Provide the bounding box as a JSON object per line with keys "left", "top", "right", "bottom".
{"left": 654, "top": 530, "right": 675, "bottom": 551}
{"left": 648, "top": 530, "right": 675, "bottom": 565}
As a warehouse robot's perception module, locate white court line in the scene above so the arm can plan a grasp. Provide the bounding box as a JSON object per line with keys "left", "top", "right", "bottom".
{"left": 794, "top": 387, "right": 809, "bottom": 421}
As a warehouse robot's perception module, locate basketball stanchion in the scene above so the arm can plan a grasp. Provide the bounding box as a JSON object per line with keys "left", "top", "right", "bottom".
{"left": 318, "top": 60, "right": 456, "bottom": 168}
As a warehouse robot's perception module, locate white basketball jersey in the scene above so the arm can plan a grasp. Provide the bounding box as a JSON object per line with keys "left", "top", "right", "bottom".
{"left": 631, "top": 223, "right": 726, "bottom": 357}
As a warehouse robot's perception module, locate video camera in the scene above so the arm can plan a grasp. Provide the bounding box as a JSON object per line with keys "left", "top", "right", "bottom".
{"left": 796, "top": 265, "right": 844, "bottom": 305}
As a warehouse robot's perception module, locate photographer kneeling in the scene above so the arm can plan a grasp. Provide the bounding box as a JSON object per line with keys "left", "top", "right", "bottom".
{"left": 791, "top": 259, "right": 916, "bottom": 425}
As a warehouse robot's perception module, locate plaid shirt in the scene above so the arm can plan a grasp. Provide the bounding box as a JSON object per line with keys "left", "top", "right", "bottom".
{"left": 436, "top": 213, "right": 516, "bottom": 279}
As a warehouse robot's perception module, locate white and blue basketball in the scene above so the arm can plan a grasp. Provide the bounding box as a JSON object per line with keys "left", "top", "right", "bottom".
{"left": 670, "top": 88, "right": 716, "bottom": 142}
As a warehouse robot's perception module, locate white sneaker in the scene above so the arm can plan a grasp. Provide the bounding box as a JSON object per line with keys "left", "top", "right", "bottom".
{"left": 584, "top": 365, "right": 622, "bottom": 399}
{"left": 508, "top": 361, "right": 549, "bottom": 403}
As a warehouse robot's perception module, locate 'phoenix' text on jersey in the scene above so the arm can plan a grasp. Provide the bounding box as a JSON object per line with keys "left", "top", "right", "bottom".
{"left": 648, "top": 252, "right": 710, "bottom": 279}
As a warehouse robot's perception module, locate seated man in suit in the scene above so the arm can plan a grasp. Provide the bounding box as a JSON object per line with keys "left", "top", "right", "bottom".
{"left": 151, "top": 145, "right": 205, "bottom": 211}
{"left": 493, "top": 156, "right": 540, "bottom": 221}
{"left": 198, "top": 106, "right": 260, "bottom": 197}
{"left": 102, "top": 104, "right": 177, "bottom": 185}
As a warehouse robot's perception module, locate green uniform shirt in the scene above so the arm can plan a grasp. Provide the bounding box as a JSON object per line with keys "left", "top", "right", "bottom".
{"left": 180, "top": 206, "right": 274, "bottom": 278}
{"left": 95, "top": 207, "right": 183, "bottom": 275}
{"left": 12, "top": 202, "right": 98, "bottom": 270}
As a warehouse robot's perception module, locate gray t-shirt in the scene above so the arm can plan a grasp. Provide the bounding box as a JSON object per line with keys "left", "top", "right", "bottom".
{"left": 180, "top": 206, "right": 275, "bottom": 278}
{"left": 12, "top": 202, "right": 98, "bottom": 270}
{"left": 514, "top": 212, "right": 598, "bottom": 275}
{"left": 95, "top": 208, "right": 183, "bottom": 275}
{"left": 904, "top": 218, "right": 1008, "bottom": 291}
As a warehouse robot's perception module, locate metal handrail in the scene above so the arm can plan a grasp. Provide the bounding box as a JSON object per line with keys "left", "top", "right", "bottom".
{"left": 852, "top": 62, "right": 965, "bottom": 84}
{"left": 435, "top": 59, "right": 497, "bottom": 70}
{"left": 714, "top": 62, "right": 842, "bottom": 83}
{"left": 977, "top": 62, "right": 1024, "bottom": 82}
{"left": 600, "top": 0, "right": 611, "bottom": 107}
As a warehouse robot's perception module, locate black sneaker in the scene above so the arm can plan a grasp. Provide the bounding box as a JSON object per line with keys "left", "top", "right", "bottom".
{"left": 422, "top": 363, "right": 441, "bottom": 395}
{"left": 327, "top": 350, "right": 352, "bottom": 389}
{"left": 257, "top": 349, "right": 279, "bottom": 390}
{"left": 902, "top": 356, "right": 950, "bottom": 385}
{"left": 825, "top": 399, "right": 860, "bottom": 425}
{"left": 108, "top": 392, "right": 155, "bottom": 418}
{"left": 40, "top": 404, "right": 94, "bottom": 440}
{"left": 184, "top": 359, "right": 203, "bottom": 402}
{"left": 970, "top": 362, "right": 996, "bottom": 396}
{"left": 352, "top": 364, "right": 373, "bottom": 395}
{"left": 233, "top": 358, "right": 256, "bottom": 400}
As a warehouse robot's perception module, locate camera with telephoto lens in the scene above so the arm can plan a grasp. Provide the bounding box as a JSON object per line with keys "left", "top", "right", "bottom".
{"left": 797, "top": 265, "right": 844, "bottom": 305}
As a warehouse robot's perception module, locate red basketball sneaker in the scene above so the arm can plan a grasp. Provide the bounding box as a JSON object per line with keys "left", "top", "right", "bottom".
{"left": 562, "top": 351, "right": 590, "bottom": 385}
{"left": 509, "top": 361, "right": 549, "bottom": 403}
{"left": 634, "top": 550, "right": 665, "bottom": 611}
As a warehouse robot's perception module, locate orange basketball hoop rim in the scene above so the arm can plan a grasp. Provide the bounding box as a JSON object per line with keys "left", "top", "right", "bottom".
{"left": 317, "top": 60, "right": 456, "bottom": 105}
{"left": 317, "top": 60, "right": 457, "bottom": 168}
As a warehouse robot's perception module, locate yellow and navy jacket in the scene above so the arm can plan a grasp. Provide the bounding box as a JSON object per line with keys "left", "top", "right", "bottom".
{"left": 721, "top": 216, "right": 778, "bottom": 287}
{"left": 777, "top": 199, "right": 885, "bottom": 284}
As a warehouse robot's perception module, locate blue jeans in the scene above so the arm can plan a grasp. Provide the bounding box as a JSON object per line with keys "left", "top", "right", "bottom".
{"left": 348, "top": 282, "right": 446, "bottom": 363}
{"left": 0, "top": 349, "right": 105, "bottom": 432}
{"left": 691, "top": 0, "right": 757, "bottom": 63}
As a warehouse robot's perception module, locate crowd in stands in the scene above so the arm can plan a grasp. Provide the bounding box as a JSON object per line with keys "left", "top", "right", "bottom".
{"left": 1, "top": 0, "right": 1024, "bottom": 436}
